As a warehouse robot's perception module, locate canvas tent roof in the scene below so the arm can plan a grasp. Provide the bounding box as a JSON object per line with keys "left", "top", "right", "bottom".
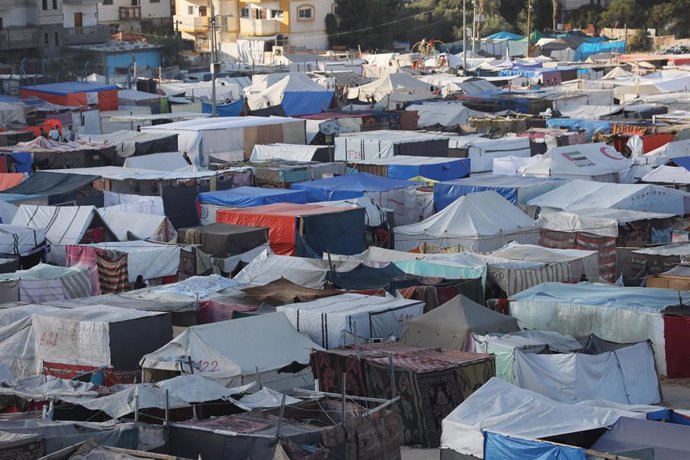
{"left": 347, "top": 72, "right": 436, "bottom": 108}
{"left": 123, "top": 152, "right": 196, "bottom": 172}
{"left": 246, "top": 72, "right": 334, "bottom": 115}
{"left": 140, "top": 312, "right": 320, "bottom": 388}
{"left": 250, "top": 143, "right": 327, "bottom": 162}
{"left": 0, "top": 172, "right": 98, "bottom": 204}
{"left": 519, "top": 143, "right": 633, "bottom": 181}
{"left": 590, "top": 416, "right": 690, "bottom": 459}
{"left": 633, "top": 139, "right": 690, "bottom": 167}
{"left": 79, "top": 241, "right": 181, "bottom": 283}
{"left": 0, "top": 224, "right": 46, "bottom": 256}
{"left": 527, "top": 179, "right": 689, "bottom": 215}
{"left": 406, "top": 101, "right": 484, "bottom": 127}
{"left": 46, "top": 166, "right": 221, "bottom": 181}
{"left": 641, "top": 165, "right": 690, "bottom": 184}
{"left": 400, "top": 295, "right": 518, "bottom": 350}
{"left": 394, "top": 190, "right": 538, "bottom": 252}
{"left": 96, "top": 208, "right": 176, "bottom": 242}
{"left": 537, "top": 208, "right": 677, "bottom": 237}
{"left": 277, "top": 293, "right": 425, "bottom": 348}
{"left": 78, "top": 130, "right": 178, "bottom": 158}
{"left": 11, "top": 205, "right": 104, "bottom": 247}
{"left": 440, "top": 377, "right": 659, "bottom": 458}
{"left": 291, "top": 172, "right": 416, "bottom": 200}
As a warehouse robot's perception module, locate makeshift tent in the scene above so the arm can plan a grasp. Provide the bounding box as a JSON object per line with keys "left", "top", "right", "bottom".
{"left": 311, "top": 342, "right": 495, "bottom": 447}
{"left": 277, "top": 293, "right": 424, "bottom": 348}
{"left": 19, "top": 82, "right": 119, "bottom": 111}
{"left": 446, "top": 136, "right": 532, "bottom": 173}
{"left": 619, "top": 243, "right": 690, "bottom": 284}
{"left": 141, "top": 116, "right": 306, "bottom": 165}
{"left": 434, "top": 175, "right": 564, "bottom": 211}
{"left": 197, "top": 186, "right": 312, "bottom": 225}
{"left": 440, "top": 378, "right": 658, "bottom": 459}
{"left": 178, "top": 223, "right": 268, "bottom": 259}
{"left": 122, "top": 152, "right": 196, "bottom": 172}
{"left": 33, "top": 305, "right": 172, "bottom": 382}
{"left": 347, "top": 72, "right": 437, "bottom": 109}
{"left": 528, "top": 179, "right": 689, "bottom": 215}
{"left": 334, "top": 130, "right": 450, "bottom": 162}
{"left": 233, "top": 249, "right": 361, "bottom": 288}
{"left": 140, "top": 312, "right": 320, "bottom": 391}
{"left": 77, "top": 130, "right": 178, "bottom": 158}
{"left": 0, "top": 263, "right": 91, "bottom": 303}
{"left": 352, "top": 155, "right": 470, "bottom": 182}
{"left": 472, "top": 331, "right": 661, "bottom": 405}
{"left": 245, "top": 73, "right": 334, "bottom": 116}
{"left": 249, "top": 143, "right": 332, "bottom": 162}
{"left": 12, "top": 205, "right": 114, "bottom": 265}
{"left": 292, "top": 173, "right": 421, "bottom": 225}
{"left": 646, "top": 264, "right": 690, "bottom": 290}
{"left": 0, "top": 171, "right": 99, "bottom": 205}
{"left": 201, "top": 98, "right": 245, "bottom": 117}
{"left": 509, "top": 282, "right": 690, "bottom": 377}
{"left": 0, "top": 224, "right": 46, "bottom": 258}
{"left": 0, "top": 174, "right": 25, "bottom": 192}
{"left": 96, "top": 209, "right": 177, "bottom": 242}
{"left": 641, "top": 165, "right": 690, "bottom": 186}
{"left": 400, "top": 294, "right": 518, "bottom": 350}
{"left": 519, "top": 143, "right": 633, "bottom": 182}
{"left": 406, "top": 101, "right": 486, "bottom": 127}
{"left": 217, "top": 203, "right": 366, "bottom": 257}
{"left": 394, "top": 190, "right": 538, "bottom": 252}
{"left": 590, "top": 416, "right": 690, "bottom": 459}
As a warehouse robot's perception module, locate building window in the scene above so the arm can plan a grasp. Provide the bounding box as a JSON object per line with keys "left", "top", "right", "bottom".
{"left": 254, "top": 8, "right": 266, "bottom": 19}
{"left": 150, "top": 0, "right": 159, "bottom": 4}
{"left": 52, "top": 0, "right": 57, "bottom": 9}
{"left": 240, "top": 7, "right": 249, "bottom": 18}
{"left": 271, "top": 9, "right": 284, "bottom": 19}
{"left": 42, "top": 0, "right": 47, "bottom": 10}
{"left": 54, "top": 31, "right": 59, "bottom": 46}
{"left": 103, "top": 0, "right": 112, "bottom": 4}
{"left": 188, "top": 5, "right": 194, "bottom": 15}
{"left": 297, "top": 6, "right": 314, "bottom": 20}
{"left": 131, "top": 0, "right": 139, "bottom": 5}
{"left": 44, "top": 32, "right": 49, "bottom": 45}
{"left": 199, "top": 6, "right": 207, "bottom": 16}
{"left": 0, "top": 18, "right": 3, "bottom": 31}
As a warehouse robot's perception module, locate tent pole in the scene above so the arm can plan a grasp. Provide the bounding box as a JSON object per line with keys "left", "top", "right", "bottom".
{"left": 389, "top": 355, "right": 396, "bottom": 399}
{"left": 341, "top": 372, "right": 347, "bottom": 424}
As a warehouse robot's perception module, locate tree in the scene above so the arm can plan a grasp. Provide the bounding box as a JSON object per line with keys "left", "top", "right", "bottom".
{"left": 332, "top": 0, "right": 403, "bottom": 50}
{"left": 600, "top": 0, "right": 644, "bottom": 28}
{"left": 552, "top": 0, "right": 560, "bottom": 30}
{"left": 567, "top": 4, "right": 604, "bottom": 29}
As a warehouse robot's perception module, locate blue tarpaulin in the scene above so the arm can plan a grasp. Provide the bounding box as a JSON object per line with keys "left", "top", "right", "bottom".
{"left": 484, "top": 31, "right": 525, "bottom": 41}
{"left": 198, "top": 186, "right": 312, "bottom": 207}
{"left": 280, "top": 91, "right": 334, "bottom": 116}
{"left": 291, "top": 172, "right": 416, "bottom": 201}
{"left": 574, "top": 41, "right": 625, "bottom": 61}
{"left": 384, "top": 158, "right": 470, "bottom": 181}
{"left": 433, "top": 175, "right": 564, "bottom": 211}
{"left": 546, "top": 118, "right": 612, "bottom": 141}
{"left": 484, "top": 432, "right": 585, "bottom": 460}
{"left": 19, "top": 82, "right": 119, "bottom": 95}
{"left": 202, "top": 98, "right": 244, "bottom": 116}
{"left": 7, "top": 152, "right": 33, "bottom": 174}
{"left": 670, "top": 156, "right": 690, "bottom": 171}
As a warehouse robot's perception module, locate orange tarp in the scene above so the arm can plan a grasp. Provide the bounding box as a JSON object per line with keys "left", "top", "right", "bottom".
{"left": 0, "top": 173, "right": 25, "bottom": 191}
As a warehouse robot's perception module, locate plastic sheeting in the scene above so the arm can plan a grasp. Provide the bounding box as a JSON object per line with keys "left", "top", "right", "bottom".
{"left": 537, "top": 208, "right": 677, "bottom": 238}
{"left": 590, "top": 416, "right": 690, "bottom": 459}
{"left": 140, "top": 312, "right": 320, "bottom": 389}
{"left": 198, "top": 186, "right": 312, "bottom": 207}
{"left": 80, "top": 241, "right": 181, "bottom": 283}
{"left": 250, "top": 144, "right": 327, "bottom": 162}
{"left": 334, "top": 130, "right": 449, "bottom": 162}
{"left": 484, "top": 432, "right": 585, "bottom": 460}
{"left": 394, "top": 190, "right": 538, "bottom": 252}
{"left": 574, "top": 41, "right": 625, "bottom": 61}
{"left": 528, "top": 179, "right": 689, "bottom": 215}
{"left": 440, "top": 377, "right": 659, "bottom": 458}
{"left": 96, "top": 209, "right": 177, "bottom": 242}
{"left": 448, "top": 136, "right": 532, "bottom": 173}
{"left": 354, "top": 155, "right": 470, "bottom": 182}
{"left": 642, "top": 165, "right": 690, "bottom": 184}
{"left": 434, "top": 175, "right": 564, "bottom": 211}
{"left": 277, "top": 293, "right": 424, "bottom": 348}
{"left": 102, "top": 191, "right": 165, "bottom": 216}
{"left": 347, "top": 72, "right": 437, "bottom": 108}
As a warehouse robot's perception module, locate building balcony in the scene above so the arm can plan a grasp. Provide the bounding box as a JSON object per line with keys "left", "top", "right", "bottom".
{"left": 174, "top": 15, "right": 209, "bottom": 33}
{"left": 239, "top": 18, "right": 279, "bottom": 36}
{"left": 63, "top": 25, "right": 111, "bottom": 46}
{"left": 0, "top": 27, "right": 39, "bottom": 50}
{"left": 119, "top": 5, "right": 141, "bottom": 20}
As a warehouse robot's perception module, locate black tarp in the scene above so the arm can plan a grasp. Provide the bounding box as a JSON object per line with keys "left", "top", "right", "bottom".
{"left": 297, "top": 207, "right": 366, "bottom": 257}
{"left": 177, "top": 223, "right": 269, "bottom": 258}
{"left": 0, "top": 171, "right": 99, "bottom": 205}
{"left": 327, "top": 263, "right": 432, "bottom": 292}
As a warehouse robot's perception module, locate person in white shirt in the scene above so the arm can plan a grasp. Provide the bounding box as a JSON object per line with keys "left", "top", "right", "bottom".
{"left": 48, "top": 125, "right": 60, "bottom": 141}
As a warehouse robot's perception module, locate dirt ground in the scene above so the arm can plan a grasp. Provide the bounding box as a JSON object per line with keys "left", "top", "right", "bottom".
{"left": 400, "top": 378, "right": 690, "bottom": 460}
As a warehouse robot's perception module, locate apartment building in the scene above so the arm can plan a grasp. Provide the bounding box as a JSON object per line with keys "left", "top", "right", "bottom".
{"left": 175, "top": 0, "right": 334, "bottom": 55}
{"left": 98, "top": 0, "right": 173, "bottom": 32}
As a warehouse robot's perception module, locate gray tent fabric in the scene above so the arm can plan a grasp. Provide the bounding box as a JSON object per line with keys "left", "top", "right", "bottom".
{"left": 591, "top": 416, "right": 690, "bottom": 459}
{"left": 400, "top": 294, "right": 519, "bottom": 350}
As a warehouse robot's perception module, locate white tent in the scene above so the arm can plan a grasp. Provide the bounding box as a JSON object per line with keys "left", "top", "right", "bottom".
{"left": 245, "top": 72, "right": 331, "bottom": 111}
{"left": 159, "top": 80, "right": 245, "bottom": 102}
{"left": 250, "top": 143, "right": 327, "bottom": 162}
{"left": 347, "top": 72, "right": 437, "bottom": 109}
{"left": 405, "top": 101, "right": 484, "bottom": 128}
{"left": 277, "top": 293, "right": 424, "bottom": 348}
{"left": 140, "top": 312, "right": 320, "bottom": 390}
{"left": 519, "top": 143, "right": 633, "bottom": 182}
{"left": 473, "top": 331, "right": 661, "bottom": 405}
{"left": 334, "top": 130, "right": 449, "bottom": 161}
{"left": 233, "top": 249, "right": 360, "bottom": 288}
{"left": 123, "top": 152, "right": 197, "bottom": 172}
{"left": 633, "top": 139, "right": 690, "bottom": 167}
{"left": 528, "top": 179, "right": 689, "bottom": 215}
{"left": 394, "top": 190, "right": 538, "bottom": 252}
{"left": 641, "top": 165, "right": 690, "bottom": 185}
{"left": 141, "top": 116, "right": 306, "bottom": 165}
{"left": 440, "top": 378, "right": 659, "bottom": 458}
{"left": 446, "top": 135, "right": 532, "bottom": 173}
{"left": 96, "top": 209, "right": 177, "bottom": 242}
{"left": 11, "top": 205, "right": 107, "bottom": 265}
{"left": 0, "top": 224, "right": 46, "bottom": 257}
{"left": 0, "top": 263, "right": 92, "bottom": 303}
{"left": 537, "top": 208, "right": 677, "bottom": 238}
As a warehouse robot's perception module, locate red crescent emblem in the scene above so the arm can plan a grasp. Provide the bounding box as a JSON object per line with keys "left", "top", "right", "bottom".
{"left": 600, "top": 146, "right": 623, "bottom": 160}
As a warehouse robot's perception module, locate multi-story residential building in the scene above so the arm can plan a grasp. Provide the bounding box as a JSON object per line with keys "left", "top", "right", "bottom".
{"left": 98, "top": 0, "right": 173, "bottom": 33}
{"left": 175, "top": 0, "right": 334, "bottom": 57}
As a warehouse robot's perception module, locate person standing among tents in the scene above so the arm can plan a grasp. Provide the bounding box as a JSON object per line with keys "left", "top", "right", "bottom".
{"left": 63, "top": 125, "right": 75, "bottom": 142}
{"left": 48, "top": 125, "right": 60, "bottom": 141}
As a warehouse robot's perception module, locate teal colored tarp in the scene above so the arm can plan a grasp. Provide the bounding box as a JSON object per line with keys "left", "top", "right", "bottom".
{"left": 574, "top": 41, "right": 625, "bottom": 61}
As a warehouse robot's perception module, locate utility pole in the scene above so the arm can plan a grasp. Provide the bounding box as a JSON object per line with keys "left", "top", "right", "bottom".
{"left": 463, "top": 0, "right": 467, "bottom": 74}
{"left": 526, "top": 0, "right": 532, "bottom": 58}
{"left": 210, "top": 0, "right": 218, "bottom": 117}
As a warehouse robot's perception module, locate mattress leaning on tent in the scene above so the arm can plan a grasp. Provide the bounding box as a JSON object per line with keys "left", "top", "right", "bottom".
{"left": 140, "top": 312, "right": 320, "bottom": 392}
{"left": 394, "top": 190, "right": 538, "bottom": 252}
